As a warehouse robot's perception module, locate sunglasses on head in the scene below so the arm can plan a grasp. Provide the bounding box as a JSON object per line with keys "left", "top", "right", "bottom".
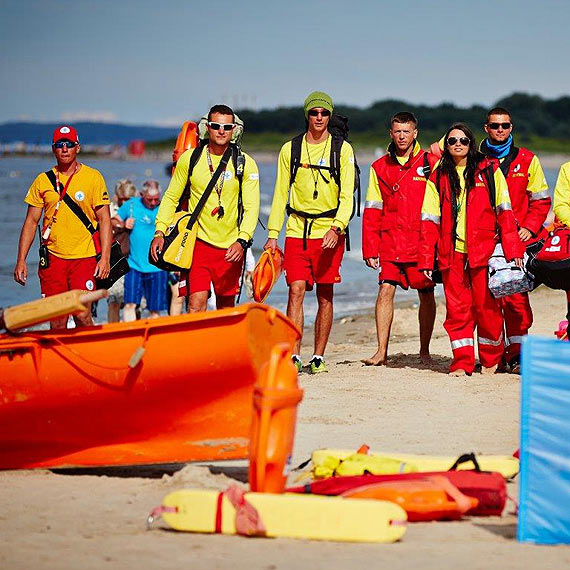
{"left": 447, "top": 136, "right": 470, "bottom": 146}
{"left": 53, "top": 141, "right": 77, "bottom": 149}
{"left": 207, "top": 121, "right": 235, "bottom": 131}
{"left": 487, "top": 122, "right": 512, "bottom": 130}
{"left": 308, "top": 109, "right": 331, "bottom": 117}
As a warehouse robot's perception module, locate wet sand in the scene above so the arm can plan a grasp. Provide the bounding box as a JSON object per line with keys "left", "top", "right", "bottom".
{"left": 1, "top": 286, "right": 569, "bottom": 569}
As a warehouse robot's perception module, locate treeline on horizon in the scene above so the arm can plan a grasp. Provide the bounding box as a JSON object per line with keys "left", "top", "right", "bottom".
{"left": 235, "top": 92, "right": 570, "bottom": 146}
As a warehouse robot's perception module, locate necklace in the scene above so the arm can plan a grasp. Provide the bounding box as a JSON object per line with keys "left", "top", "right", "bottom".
{"left": 304, "top": 135, "right": 329, "bottom": 200}
{"left": 206, "top": 146, "right": 227, "bottom": 219}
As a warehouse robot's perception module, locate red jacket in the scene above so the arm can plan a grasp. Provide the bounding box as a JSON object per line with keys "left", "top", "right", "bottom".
{"left": 481, "top": 145, "right": 551, "bottom": 240}
{"left": 362, "top": 142, "right": 438, "bottom": 262}
{"left": 418, "top": 159, "right": 525, "bottom": 271}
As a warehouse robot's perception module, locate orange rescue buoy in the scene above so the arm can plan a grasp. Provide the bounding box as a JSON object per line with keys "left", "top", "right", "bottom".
{"left": 173, "top": 121, "right": 199, "bottom": 164}
{"left": 252, "top": 247, "right": 284, "bottom": 303}
{"left": 249, "top": 342, "right": 303, "bottom": 493}
{"left": 341, "top": 476, "right": 478, "bottom": 522}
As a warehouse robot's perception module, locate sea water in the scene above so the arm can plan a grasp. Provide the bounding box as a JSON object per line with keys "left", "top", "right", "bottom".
{"left": 0, "top": 156, "right": 559, "bottom": 324}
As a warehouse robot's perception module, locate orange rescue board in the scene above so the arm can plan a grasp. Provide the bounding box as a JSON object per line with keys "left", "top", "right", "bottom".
{"left": 0, "top": 304, "right": 300, "bottom": 470}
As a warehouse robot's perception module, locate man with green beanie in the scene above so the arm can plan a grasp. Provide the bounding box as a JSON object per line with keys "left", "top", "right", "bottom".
{"left": 264, "top": 91, "right": 356, "bottom": 374}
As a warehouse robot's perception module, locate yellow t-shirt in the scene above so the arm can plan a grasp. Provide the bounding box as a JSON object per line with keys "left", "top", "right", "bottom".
{"left": 24, "top": 164, "right": 109, "bottom": 259}
{"left": 422, "top": 166, "right": 511, "bottom": 253}
{"left": 553, "top": 161, "right": 570, "bottom": 226}
{"left": 155, "top": 147, "right": 260, "bottom": 248}
{"left": 267, "top": 135, "right": 356, "bottom": 239}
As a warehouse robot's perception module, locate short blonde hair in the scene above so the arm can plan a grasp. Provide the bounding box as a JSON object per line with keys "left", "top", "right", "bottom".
{"left": 114, "top": 179, "right": 137, "bottom": 201}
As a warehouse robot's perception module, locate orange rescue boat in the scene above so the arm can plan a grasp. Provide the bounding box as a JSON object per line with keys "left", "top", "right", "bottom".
{"left": 0, "top": 304, "right": 300, "bottom": 470}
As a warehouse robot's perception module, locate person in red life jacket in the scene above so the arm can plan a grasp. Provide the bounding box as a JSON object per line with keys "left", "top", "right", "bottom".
{"left": 361, "top": 112, "right": 438, "bottom": 366}
{"left": 480, "top": 107, "right": 550, "bottom": 373}
{"left": 418, "top": 123, "right": 524, "bottom": 376}
{"left": 13, "top": 125, "right": 112, "bottom": 329}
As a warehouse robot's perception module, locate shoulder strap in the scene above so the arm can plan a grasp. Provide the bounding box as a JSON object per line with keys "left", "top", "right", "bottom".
{"left": 422, "top": 152, "right": 431, "bottom": 179}
{"left": 233, "top": 144, "right": 245, "bottom": 229}
{"left": 185, "top": 145, "right": 233, "bottom": 231}
{"left": 498, "top": 146, "right": 519, "bottom": 178}
{"left": 178, "top": 142, "right": 207, "bottom": 211}
{"left": 44, "top": 170, "right": 97, "bottom": 235}
{"left": 329, "top": 134, "right": 343, "bottom": 188}
{"left": 289, "top": 133, "right": 304, "bottom": 187}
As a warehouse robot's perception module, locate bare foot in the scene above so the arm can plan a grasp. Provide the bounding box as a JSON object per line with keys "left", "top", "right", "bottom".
{"left": 419, "top": 353, "right": 433, "bottom": 364}
{"left": 361, "top": 353, "right": 387, "bottom": 366}
{"left": 449, "top": 369, "right": 467, "bottom": 377}
{"left": 481, "top": 364, "right": 498, "bottom": 375}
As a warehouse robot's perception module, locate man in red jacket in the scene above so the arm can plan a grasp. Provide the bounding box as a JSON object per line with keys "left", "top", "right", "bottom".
{"left": 362, "top": 112, "right": 438, "bottom": 365}
{"left": 480, "top": 107, "right": 550, "bottom": 373}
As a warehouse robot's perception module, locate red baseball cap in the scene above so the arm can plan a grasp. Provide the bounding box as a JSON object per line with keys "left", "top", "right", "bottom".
{"left": 53, "top": 125, "right": 79, "bottom": 144}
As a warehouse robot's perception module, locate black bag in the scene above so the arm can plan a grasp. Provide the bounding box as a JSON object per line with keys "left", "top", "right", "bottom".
{"left": 44, "top": 170, "right": 129, "bottom": 289}
{"left": 95, "top": 240, "right": 130, "bottom": 289}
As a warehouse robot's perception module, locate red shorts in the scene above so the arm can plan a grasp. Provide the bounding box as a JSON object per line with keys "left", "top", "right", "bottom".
{"left": 284, "top": 236, "right": 344, "bottom": 289}
{"left": 379, "top": 260, "right": 434, "bottom": 291}
{"left": 185, "top": 239, "right": 243, "bottom": 297}
{"left": 39, "top": 252, "right": 97, "bottom": 297}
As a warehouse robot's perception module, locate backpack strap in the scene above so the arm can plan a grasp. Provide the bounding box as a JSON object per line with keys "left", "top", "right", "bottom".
{"left": 289, "top": 133, "right": 305, "bottom": 188}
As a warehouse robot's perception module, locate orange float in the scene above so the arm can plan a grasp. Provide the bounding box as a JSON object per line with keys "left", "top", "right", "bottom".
{"left": 341, "top": 476, "right": 478, "bottom": 522}
{"left": 252, "top": 247, "right": 284, "bottom": 303}
{"left": 172, "top": 121, "right": 199, "bottom": 164}
{"left": 0, "top": 304, "right": 300, "bottom": 470}
{"left": 249, "top": 337, "right": 303, "bottom": 493}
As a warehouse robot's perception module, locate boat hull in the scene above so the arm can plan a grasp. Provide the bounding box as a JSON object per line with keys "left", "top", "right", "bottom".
{"left": 0, "top": 304, "right": 299, "bottom": 469}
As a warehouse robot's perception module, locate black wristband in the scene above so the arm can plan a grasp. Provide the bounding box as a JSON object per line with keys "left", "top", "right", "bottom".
{"left": 237, "top": 238, "right": 250, "bottom": 250}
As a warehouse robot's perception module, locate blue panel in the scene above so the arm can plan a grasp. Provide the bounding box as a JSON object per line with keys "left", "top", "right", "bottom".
{"left": 518, "top": 336, "right": 570, "bottom": 544}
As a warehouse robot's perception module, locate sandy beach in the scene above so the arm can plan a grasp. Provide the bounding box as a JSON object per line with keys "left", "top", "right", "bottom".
{"left": 1, "top": 286, "right": 569, "bottom": 569}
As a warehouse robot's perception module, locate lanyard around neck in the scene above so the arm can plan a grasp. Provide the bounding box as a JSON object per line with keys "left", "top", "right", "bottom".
{"left": 42, "top": 164, "right": 79, "bottom": 240}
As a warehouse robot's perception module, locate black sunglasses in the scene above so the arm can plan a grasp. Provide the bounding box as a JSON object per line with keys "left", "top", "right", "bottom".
{"left": 446, "top": 136, "right": 470, "bottom": 146}
{"left": 53, "top": 141, "right": 77, "bottom": 149}
{"left": 308, "top": 109, "right": 331, "bottom": 117}
{"left": 487, "top": 122, "right": 512, "bottom": 130}
{"left": 207, "top": 121, "right": 235, "bottom": 131}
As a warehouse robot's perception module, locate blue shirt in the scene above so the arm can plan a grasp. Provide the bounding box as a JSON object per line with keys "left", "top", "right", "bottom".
{"left": 117, "top": 197, "right": 161, "bottom": 273}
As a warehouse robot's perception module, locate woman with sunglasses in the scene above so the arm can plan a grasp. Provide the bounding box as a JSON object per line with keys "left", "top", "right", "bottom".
{"left": 418, "top": 123, "right": 524, "bottom": 376}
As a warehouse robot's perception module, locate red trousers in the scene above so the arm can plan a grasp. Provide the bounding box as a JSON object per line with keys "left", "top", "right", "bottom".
{"left": 501, "top": 292, "right": 533, "bottom": 362}
{"left": 442, "top": 253, "right": 504, "bottom": 374}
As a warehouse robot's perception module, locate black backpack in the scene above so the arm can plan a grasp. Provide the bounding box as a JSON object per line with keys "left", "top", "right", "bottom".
{"left": 287, "top": 114, "right": 361, "bottom": 249}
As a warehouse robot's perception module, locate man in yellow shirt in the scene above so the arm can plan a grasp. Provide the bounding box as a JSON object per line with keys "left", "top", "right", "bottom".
{"left": 151, "top": 105, "right": 260, "bottom": 312}
{"left": 554, "top": 162, "right": 570, "bottom": 226}
{"left": 264, "top": 92, "right": 356, "bottom": 374}
{"left": 13, "top": 125, "right": 112, "bottom": 329}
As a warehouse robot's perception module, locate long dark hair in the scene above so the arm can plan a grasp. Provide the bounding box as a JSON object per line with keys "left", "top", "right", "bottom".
{"left": 439, "top": 123, "right": 481, "bottom": 196}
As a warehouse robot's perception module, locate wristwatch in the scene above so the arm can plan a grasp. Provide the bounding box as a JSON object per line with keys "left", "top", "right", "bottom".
{"left": 331, "top": 226, "right": 341, "bottom": 235}
{"left": 153, "top": 230, "right": 164, "bottom": 238}
{"left": 237, "top": 238, "right": 251, "bottom": 250}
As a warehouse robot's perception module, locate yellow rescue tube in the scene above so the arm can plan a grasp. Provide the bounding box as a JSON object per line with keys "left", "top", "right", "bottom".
{"left": 311, "top": 449, "right": 519, "bottom": 480}
{"left": 153, "top": 489, "right": 407, "bottom": 543}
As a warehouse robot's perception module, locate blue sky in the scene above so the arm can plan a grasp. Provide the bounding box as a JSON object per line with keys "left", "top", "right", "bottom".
{"left": 1, "top": 0, "right": 569, "bottom": 125}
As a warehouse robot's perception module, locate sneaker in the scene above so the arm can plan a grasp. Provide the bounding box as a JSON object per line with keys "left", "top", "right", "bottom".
{"left": 291, "top": 355, "right": 303, "bottom": 373}
{"left": 309, "top": 357, "right": 328, "bottom": 374}
{"left": 509, "top": 356, "right": 521, "bottom": 375}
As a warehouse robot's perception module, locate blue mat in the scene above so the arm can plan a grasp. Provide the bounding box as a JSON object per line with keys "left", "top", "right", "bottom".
{"left": 519, "top": 336, "right": 570, "bottom": 544}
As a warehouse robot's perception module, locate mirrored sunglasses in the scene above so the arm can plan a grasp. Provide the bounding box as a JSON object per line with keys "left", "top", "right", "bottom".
{"left": 207, "top": 121, "right": 235, "bottom": 131}
{"left": 53, "top": 141, "right": 78, "bottom": 149}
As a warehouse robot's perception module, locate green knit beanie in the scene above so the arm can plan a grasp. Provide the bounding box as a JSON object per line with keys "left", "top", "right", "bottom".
{"left": 303, "top": 91, "right": 334, "bottom": 118}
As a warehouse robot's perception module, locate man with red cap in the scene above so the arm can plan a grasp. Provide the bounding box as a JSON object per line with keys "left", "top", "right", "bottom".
{"left": 14, "top": 125, "right": 112, "bottom": 328}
